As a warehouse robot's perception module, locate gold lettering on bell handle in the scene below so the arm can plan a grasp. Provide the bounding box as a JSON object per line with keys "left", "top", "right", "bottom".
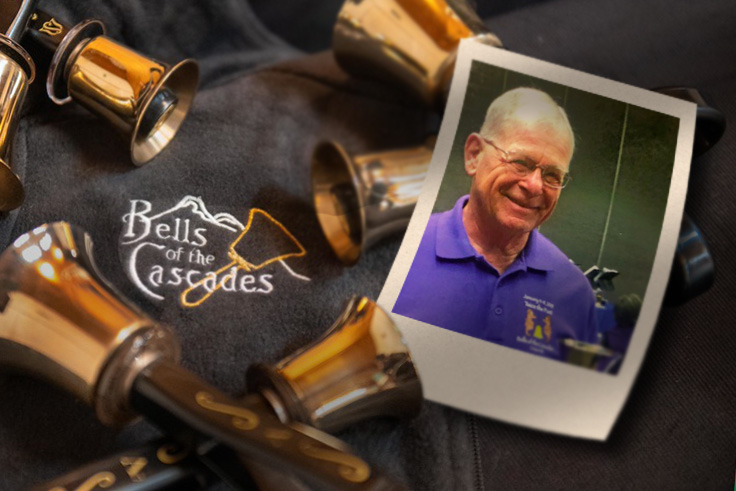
{"left": 120, "top": 456, "right": 148, "bottom": 481}
{"left": 264, "top": 427, "right": 293, "bottom": 447}
{"left": 195, "top": 391, "right": 260, "bottom": 430}
{"left": 39, "top": 18, "right": 63, "bottom": 36}
{"left": 48, "top": 471, "right": 116, "bottom": 491}
{"left": 156, "top": 443, "right": 190, "bottom": 465}
{"left": 298, "top": 441, "right": 371, "bottom": 483}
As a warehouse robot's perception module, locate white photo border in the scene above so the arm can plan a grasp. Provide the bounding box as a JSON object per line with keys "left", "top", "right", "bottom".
{"left": 377, "top": 40, "right": 696, "bottom": 440}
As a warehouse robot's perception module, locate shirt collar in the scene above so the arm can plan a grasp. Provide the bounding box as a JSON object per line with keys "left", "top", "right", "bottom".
{"left": 434, "top": 195, "right": 555, "bottom": 272}
{"left": 524, "top": 228, "right": 555, "bottom": 272}
{"left": 435, "top": 196, "right": 476, "bottom": 260}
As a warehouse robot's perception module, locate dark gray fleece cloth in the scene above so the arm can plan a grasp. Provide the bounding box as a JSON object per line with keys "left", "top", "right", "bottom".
{"left": 1, "top": 0, "right": 736, "bottom": 490}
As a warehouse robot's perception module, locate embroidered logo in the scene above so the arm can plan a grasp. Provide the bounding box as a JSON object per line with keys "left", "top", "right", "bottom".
{"left": 543, "top": 315, "right": 552, "bottom": 342}
{"left": 120, "top": 196, "right": 309, "bottom": 307}
{"left": 524, "top": 309, "right": 535, "bottom": 337}
{"left": 517, "top": 295, "right": 556, "bottom": 354}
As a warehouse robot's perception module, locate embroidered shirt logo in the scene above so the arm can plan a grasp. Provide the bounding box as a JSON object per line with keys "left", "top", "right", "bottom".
{"left": 517, "top": 295, "right": 556, "bottom": 354}
{"left": 120, "top": 196, "right": 309, "bottom": 307}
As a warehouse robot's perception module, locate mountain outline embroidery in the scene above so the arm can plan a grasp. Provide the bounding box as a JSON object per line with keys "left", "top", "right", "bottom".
{"left": 120, "top": 196, "right": 310, "bottom": 307}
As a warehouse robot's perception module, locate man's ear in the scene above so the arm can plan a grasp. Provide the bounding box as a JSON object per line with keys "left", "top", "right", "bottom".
{"left": 465, "top": 133, "right": 484, "bottom": 177}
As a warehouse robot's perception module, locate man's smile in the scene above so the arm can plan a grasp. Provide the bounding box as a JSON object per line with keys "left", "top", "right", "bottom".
{"left": 504, "top": 193, "right": 540, "bottom": 211}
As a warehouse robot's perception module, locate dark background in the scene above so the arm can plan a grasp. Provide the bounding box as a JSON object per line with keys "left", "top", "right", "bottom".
{"left": 251, "top": 0, "right": 551, "bottom": 54}
{"left": 0, "top": 0, "right": 734, "bottom": 490}
{"left": 434, "top": 61, "right": 678, "bottom": 306}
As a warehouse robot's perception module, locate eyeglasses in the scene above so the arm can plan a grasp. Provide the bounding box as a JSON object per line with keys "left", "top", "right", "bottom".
{"left": 481, "top": 137, "right": 571, "bottom": 189}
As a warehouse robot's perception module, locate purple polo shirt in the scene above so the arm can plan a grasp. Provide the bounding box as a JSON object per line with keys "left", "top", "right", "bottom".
{"left": 393, "top": 196, "right": 598, "bottom": 361}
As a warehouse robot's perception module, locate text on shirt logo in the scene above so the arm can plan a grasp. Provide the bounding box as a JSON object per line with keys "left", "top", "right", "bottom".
{"left": 517, "top": 294, "right": 556, "bottom": 354}
{"left": 120, "top": 196, "right": 309, "bottom": 308}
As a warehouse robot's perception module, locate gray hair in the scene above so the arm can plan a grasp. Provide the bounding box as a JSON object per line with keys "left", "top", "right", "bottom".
{"left": 479, "top": 87, "right": 575, "bottom": 155}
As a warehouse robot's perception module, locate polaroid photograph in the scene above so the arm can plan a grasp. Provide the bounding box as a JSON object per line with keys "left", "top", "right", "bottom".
{"left": 378, "top": 40, "right": 696, "bottom": 440}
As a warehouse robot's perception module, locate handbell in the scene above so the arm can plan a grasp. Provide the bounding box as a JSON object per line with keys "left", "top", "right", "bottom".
{"left": 312, "top": 138, "right": 434, "bottom": 266}
{"left": 248, "top": 296, "right": 423, "bottom": 432}
{"left": 0, "top": 223, "right": 399, "bottom": 490}
{"left": 0, "top": 222, "right": 180, "bottom": 425}
{"left": 0, "top": 0, "right": 37, "bottom": 211}
{"left": 26, "top": 10, "right": 199, "bottom": 165}
{"left": 36, "top": 295, "right": 423, "bottom": 491}
{"left": 333, "top": 0, "right": 502, "bottom": 106}
{"left": 560, "top": 339, "right": 620, "bottom": 373}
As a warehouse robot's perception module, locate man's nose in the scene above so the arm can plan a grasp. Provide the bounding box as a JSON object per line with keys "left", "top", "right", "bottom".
{"left": 518, "top": 167, "right": 545, "bottom": 194}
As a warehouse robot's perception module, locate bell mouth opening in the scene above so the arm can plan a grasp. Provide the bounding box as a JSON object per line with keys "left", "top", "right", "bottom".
{"left": 0, "top": 36, "right": 34, "bottom": 83}
{"left": 311, "top": 141, "right": 366, "bottom": 266}
{"left": 246, "top": 363, "right": 310, "bottom": 426}
{"left": 0, "top": 159, "right": 23, "bottom": 211}
{"left": 131, "top": 59, "right": 199, "bottom": 166}
{"left": 693, "top": 106, "right": 726, "bottom": 156}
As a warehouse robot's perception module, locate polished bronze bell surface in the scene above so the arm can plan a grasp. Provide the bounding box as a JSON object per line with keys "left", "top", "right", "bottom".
{"left": 333, "top": 0, "right": 502, "bottom": 106}
{"left": 247, "top": 296, "right": 423, "bottom": 433}
{"left": 312, "top": 138, "right": 434, "bottom": 266}
{"left": 0, "top": 222, "right": 180, "bottom": 425}
{"left": 0, "top": 37, "right": 32, "bottom": 211}
{"left": 1, "top": 225, "right": 396, "bottom": 491}
{"left": 0, "top": 0, "right": 37, "bottom": 211}
{"left": 27, "top": 11, "right": 199, "bottom": 165}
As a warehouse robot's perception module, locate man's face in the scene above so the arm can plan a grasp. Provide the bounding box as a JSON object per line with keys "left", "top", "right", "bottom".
{"left": 465, "top": 121, "right": 573, "bottom": 234}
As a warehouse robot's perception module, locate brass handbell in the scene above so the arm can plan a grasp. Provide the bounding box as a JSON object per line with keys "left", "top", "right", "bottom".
{"left": 312, "top": 138, "right": 434, "bottom": 265}
{"left": 560, "top": 339, "right": 620, "bottom": 372}
{"left": 248, "top": 296, "right": 423, "bottom": 432}
{"left": 0, "top": 223, "right": 401, "bottom": 490}
{"left": 0, "top": 222, "right": 180, "bottom": 425}
{"left": 34, "top": 295, "right": 423, "bottom": 491}
{"left": 0, "top": 0, "right": 36, "bottom": 211}
{"left": 26, "top": 10, "right": 199, "bottom": 165}
{"left": 333, "top": 0, "right": 502, "bottom": 106}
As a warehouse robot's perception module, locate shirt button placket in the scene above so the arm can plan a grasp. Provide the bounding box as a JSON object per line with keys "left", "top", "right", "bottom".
{"left": 485, "top": 276, "right": 504, "bottom": 341}
{"left": 491, "top": 274, "right": 510, "bottom": 343}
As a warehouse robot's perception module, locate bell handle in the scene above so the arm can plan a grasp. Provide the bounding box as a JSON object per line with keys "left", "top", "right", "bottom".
{"left": 28, "top": 439, "right": 208, "bottom": 491}
{"left": 130, "top": 359, "right": 404, "bottom": 491}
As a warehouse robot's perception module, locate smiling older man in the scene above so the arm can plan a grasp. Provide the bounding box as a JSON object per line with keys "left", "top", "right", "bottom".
{"left": 393, "top": 87, "right": 597, "bottom": 360}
